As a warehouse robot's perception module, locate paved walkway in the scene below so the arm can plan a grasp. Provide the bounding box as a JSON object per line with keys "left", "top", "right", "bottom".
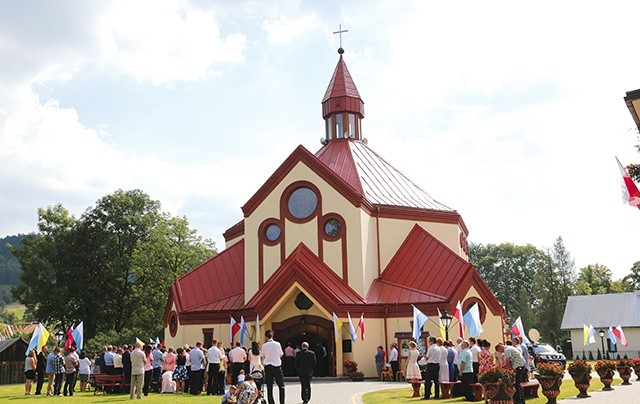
{"left": 266, "top": 373, "right": 640, "bottom": 404}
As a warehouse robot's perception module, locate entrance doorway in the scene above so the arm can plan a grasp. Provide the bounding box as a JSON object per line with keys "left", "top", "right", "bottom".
{"left": 272, "top": 315, "right": 334, "bottom": 377}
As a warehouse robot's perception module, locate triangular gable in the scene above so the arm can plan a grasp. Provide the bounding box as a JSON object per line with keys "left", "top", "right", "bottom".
{"left": 244, "top": 243, "right": 364, "bottom": 317}
{"left": 366, "top": 224, "right": 502, "bottom": 314}
{"left": 168, "top": 239, "right": 245, "bottom": 319}
{"left": 242, "top": 145, "right": 373, "bottom": 217}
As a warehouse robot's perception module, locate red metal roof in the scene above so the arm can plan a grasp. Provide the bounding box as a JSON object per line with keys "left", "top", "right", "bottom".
{"left": 366, "top": 224, "right": 471, "bottom": 304}
{"left": 315, "top": 139, "right": 454, "bottom": 211}
{"left": 322, "top": 55, "right": 364, "bottom": 119}
{"left": 244, "top": 243, "right": 364, "bottom": 315}
{"left": 172, "top": 239, "right": 245, "bottom": 314}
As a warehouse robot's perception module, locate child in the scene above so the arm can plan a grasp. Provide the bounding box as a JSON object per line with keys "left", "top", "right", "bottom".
{"left": 221, "top": 385, "right": 237, "bottom": 404}
{"left": 237, "top": 369, "right": 245, "bottom": 383}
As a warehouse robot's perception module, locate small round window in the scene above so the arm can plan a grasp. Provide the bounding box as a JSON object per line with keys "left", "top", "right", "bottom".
{"left": 324, "top": 218, "right": 342, "bottom": 237}
{"left": 265, "top": 223, "right": 281, "bottom": 242}
{"left": 169, "top": 310, "right": 178, "bottom": 337}
{"left": 287, "top": 187, "right": 318, "bottom": 219}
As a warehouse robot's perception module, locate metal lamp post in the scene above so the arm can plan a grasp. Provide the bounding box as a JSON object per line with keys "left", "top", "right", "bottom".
{"left": 440, "top": 310, "right": 453, "bottom": 341}
{"left": 55, "top": 329, "right": 65, "bottom": 347}
{"left": 598, "top": 329, "right": 606, "bottom": 359}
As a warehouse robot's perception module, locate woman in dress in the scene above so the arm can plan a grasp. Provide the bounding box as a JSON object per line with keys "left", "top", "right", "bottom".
{"left": 478, "top": 340, "right": 494, "bottom": 374}
{"left": 163, "top": 347, "right": 176, "bottom": 372}
{"left": 405, "top": 341, "right": 422, "bottom": 382}
{"left": 248, "top": 341, "right": 263, "bottom": 391}
{"left": 161, "top": 346, "right": 176, "bottom": 393}
{"left": 78, "top": 351, "right": 92, "bottom": 392}
{"left": 24, "top": 349, "right": 37, "bottom": 395}
{"left": 172, "top": 347, "right": 189, "bottom": 394}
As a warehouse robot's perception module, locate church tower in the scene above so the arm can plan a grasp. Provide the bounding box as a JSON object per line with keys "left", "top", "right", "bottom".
{"left": 321, "top": 48, "right": 364, "bottom": 143}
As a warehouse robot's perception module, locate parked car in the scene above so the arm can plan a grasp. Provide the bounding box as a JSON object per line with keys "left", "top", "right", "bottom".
{"left": 528, "top": 343, "right": 566, "bottom": 368}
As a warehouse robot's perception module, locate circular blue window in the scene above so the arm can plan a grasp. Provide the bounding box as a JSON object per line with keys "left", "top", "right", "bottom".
{"left": 324, "top": 218, "right": 341, "bottom": 237}
{"left": 287, "top": 187, "right": 318, "bottom": 219}
{"left": 265, "top": 224, "right": 281, "bottom": 242}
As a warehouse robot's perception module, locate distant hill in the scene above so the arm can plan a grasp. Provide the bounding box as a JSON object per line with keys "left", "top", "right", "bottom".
{"left": 0, "top": 234, "right": 26, "bottom": 290}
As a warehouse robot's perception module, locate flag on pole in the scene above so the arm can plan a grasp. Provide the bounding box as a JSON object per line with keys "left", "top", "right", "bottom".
{"left": 347, "top": 312, "right": 357, "bottom": 342}
{"left": 356, "top": 313, "right": 365, "bottom": 341}
{"left": 462, "top": 303, "right": 484, "bottom": 337}
{"left": 607, "top": 326, "right": 617, "bottom": 347}
{"left": 64, "top": 327, "right": 75, "bottom": 350}
{"left": 230, "top": 316, "right": 240, "bottom": 343}
{"left": 255, "top": 314, "right": 261, "bottom": 343}
{"left": 616, "top": 157, "right": 640, "bottom": 207}
{"left": 155, "top": 337, "right": 161, "bottom": 347}
{"left": 135, "top": 337, "right": 144, "bottom": 346}
{"left": 613, "top": 325, "right": 628, "bottom": 346}
{"left": 412, "top": 305, "right": 428, "bottom": 341}
{"left": 437, "top": 308, "right": 446, "bottom": 341}
{"left": 71, "top": 322, "right": 84, "bottom": 351}
{"left": 239, "top": 316, "right": 248, "bottom": 345}
{"left": 332, "top": 312, "right": 343, "bottom": 343}
{"left": 582, "top": 324, "right": 590, "bottom": 345}
{"left": 452, "top": 300, "right": 464, "bottom": 338}
{"left": 511, "top": 316, "right": 531, "bottom": 345}
{"left": 583, "top": 324, "right": 596, "bottom": 345}
{"left": 25, "top": 323, "right": 50, "bottom": 355}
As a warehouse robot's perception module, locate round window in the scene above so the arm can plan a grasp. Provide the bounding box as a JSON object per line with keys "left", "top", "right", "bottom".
{"left": 287, "top": 187, "right": 318, "bottom": 219}
{"left": 324, "top": 218, "right": 342, "bottom": 237}
{"left": 169, "top": 310, "right": 178, "bottom": 337}
{"left": 265, "top": 223, "right": 281, "bottom": 242}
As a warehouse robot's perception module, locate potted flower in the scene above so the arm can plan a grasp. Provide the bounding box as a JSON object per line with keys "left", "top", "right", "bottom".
{"left": 567, "top": 360, "right": 592, "bottom": 398}
{"left": 617, "top": 358, "right": 633, "bottom": 385}
{"left": 479, "top": 366, "right": 516, "bottom": 404}
{"left": 594, "top": 359, "right": 616, "bottom": 391}
{"left": 535, "top": 362, "right": 564, "bottom": 404}
{"left": 343, "top": 360, "right": 364, "bottom": 381}
{"left": 632, "top": 358, "right": 640, "bottom": 381}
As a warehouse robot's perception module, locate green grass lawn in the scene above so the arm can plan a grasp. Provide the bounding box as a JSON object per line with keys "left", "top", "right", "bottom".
{"left": 362, "top": 378, "right": 623, "bottom": 403}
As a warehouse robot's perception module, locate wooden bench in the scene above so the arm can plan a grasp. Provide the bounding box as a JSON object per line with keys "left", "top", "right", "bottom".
{"left": 93, "top": 373, "right": 129, "bottom": 395}
{"left": 407, "top": 379, "right": 424, "bottom": 398}
{"left": 440, "top": 380, "right": 460, "bottom": 399}
{"left": 522, "top": 379, "right": 540, "bottom": 398}
{"left": 381, "top": 366, "right": 393, "bottom": 381}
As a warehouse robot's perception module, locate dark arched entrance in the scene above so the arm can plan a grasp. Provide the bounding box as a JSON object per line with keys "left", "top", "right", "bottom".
{"left": 272, "top": 315, "right": 334, "bottom": 377}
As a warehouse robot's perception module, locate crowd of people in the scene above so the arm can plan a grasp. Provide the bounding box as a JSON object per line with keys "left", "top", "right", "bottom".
{"left": 402, "top": 335, "right": 530, "bottom": 403}
{"left": 24, "top": 329, "right": 319, "bottom": 404}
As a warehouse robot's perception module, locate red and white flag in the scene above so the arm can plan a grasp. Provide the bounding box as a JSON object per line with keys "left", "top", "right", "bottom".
{"left": 452, "top": 300, "right": 465, "bottom": 339}
{"left": 612, "top": 325, "right": 628, "bottom": 347}
{"left": 616, "top": 157, "right": 640, "bottom": 207}
{"left": 64, "top": 327, "right": 75, "bottom": 350}
{"left": 356, "top": 313, "right": 365, "bottom": 341}
{"left": 230, "top": 317, "right": 240, "bottom": 343}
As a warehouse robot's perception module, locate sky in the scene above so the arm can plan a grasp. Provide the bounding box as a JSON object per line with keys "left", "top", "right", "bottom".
{"left": 2, "top": 0, "right": 640, "bottom": 280}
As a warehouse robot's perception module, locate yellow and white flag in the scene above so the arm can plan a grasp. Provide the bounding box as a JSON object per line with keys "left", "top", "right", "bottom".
{"left": 437, "top": 308, "right": 446, "bottom": 340}
{"left": 332, "top": 312, "right": 343, "bottom": 343}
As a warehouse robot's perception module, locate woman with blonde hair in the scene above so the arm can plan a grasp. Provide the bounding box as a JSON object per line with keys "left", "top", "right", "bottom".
{"left": 405, "top": 341, "right": 422, "bottom": 382}
{"left": 24, "top": 349, "right": 37, "bottom": 395}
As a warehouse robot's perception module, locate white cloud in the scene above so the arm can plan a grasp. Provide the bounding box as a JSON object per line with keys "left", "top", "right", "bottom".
{"left": 262, "top": 13, "right": 321, "bottom": 44}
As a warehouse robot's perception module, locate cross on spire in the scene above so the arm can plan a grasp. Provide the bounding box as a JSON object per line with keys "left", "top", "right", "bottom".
{"left": 333, "top": 24, "right": 348, "bottom": 51}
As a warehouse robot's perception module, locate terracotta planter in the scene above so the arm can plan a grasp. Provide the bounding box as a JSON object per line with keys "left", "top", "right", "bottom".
{"left": 633, "top": 365, "right": 640, "bottom": 381}
{"left": 569, "top": 372, "right": 591, "bottom": 398}
{"left": 617, "top": 365, "right": 632, "bottom": 385}
{"left": 597, "top": 368, "right": 615, "bottom": 391}
{"left": 481, "top": 380, "right": 515, "bottom": 404}
{"left": 537, "top": 375, "right": 562, "bottom": 404}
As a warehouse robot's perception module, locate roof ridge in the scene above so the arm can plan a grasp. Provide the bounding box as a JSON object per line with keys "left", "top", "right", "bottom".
{"left": 373, "top": 278, "right": 447, "bottom": 300}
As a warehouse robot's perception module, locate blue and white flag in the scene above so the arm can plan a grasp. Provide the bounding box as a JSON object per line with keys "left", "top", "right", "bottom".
{"left": 347, "top": 312, "right": 357, "bottom": 342}
{"left": 412, "top": 305, "right": 428, "bottom": 341}
{"left": 607, "top": 326, "right": 617, "bottom": 347}
{"left": 463, "top": 303, "right": 484, "bottom": 337}
{"left": 239, "top": 316, "right": 248, "bottom": 345}
{"left": 71, "top": 322, "right": 84, "bottom": 351}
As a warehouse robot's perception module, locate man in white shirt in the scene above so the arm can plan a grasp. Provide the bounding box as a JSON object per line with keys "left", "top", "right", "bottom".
{"left": 188, "top": 342, "right": 205, "bottom": 395}
{"left": 206, "top": 339, "right": 223, "bottom": 396}
{"left": 229, "top": 342, "right": 247, "bottom": 386}
{"left": 423, "top": 336, "right": 441, "bottom": 399}
{"left": 262, "top": 330, "right": 285, "bottom": 404}
{"left": 129, "top": 342, "right": 145, "bottom": 400}
{"left": 468, "top": 337, "right": 481, "bottom": 383}
{"left": 388, "top": 343, "right": 399, "bottom": 381}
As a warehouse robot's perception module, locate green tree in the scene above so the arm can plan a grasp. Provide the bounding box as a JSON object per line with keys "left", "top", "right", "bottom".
{"left": 624, "top": 261, "right": 640, "bottom": 290}
{"left": 10, "top": 189, "right": 216, "bottom": 341}
{"left": 574, "top": 264, "right": 613, "bottom": 295}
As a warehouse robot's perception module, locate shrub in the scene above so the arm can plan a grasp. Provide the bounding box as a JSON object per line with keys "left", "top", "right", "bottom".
{"left": 478, "top": 366, "right": 516, "bottom": 385}
{"left": 594, "top": 359, "right": 616, "bottom": 372}
{"left": 567, "top": 360, "right": 592, "bottom": 375}
{"left": 536, "top": 362, "right": 564, "bottom": 378}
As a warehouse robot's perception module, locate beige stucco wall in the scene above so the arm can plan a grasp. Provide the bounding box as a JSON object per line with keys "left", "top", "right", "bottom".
{"left": 568, "top": 328, "right": 640, "bottom": 360}
{"left": 224, "top": 235, "right": 243, "bottom": 250}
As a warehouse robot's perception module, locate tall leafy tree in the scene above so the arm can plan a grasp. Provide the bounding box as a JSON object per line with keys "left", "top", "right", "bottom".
{"left": 624, "top": 261, "right": 640, "bottom": 290}
{"left": 574, "top": 264, "right": 613, "bottom": 295}
{"left": 10, "top": 189, "right": 216, "bottom": 340}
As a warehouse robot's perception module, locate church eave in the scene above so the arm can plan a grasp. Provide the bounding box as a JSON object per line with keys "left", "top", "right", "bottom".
{"left": 376, "top": 205, "right": 469, "bottom": 235}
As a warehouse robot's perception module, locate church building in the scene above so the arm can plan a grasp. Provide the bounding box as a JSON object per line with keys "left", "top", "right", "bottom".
{"left": 164, "top": 46, "right": 505, "bottom": 378}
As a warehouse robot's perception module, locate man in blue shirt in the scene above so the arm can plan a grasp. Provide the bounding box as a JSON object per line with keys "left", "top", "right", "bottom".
{"left": 45, "top": 346, "right": 56, "bottom": 396}
{"left": 152, "top": 344, "right": 164, "bottom": 387}
{"left": 458, "top": 340, "right": 474, "bottom": 401}
{"left": 103, "top": 345, "right": 115, "bottom": 374}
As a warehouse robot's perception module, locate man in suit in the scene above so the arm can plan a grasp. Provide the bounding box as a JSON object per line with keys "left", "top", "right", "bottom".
{"left": 294, "top": 342, "right": 316, "bottom": 404}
